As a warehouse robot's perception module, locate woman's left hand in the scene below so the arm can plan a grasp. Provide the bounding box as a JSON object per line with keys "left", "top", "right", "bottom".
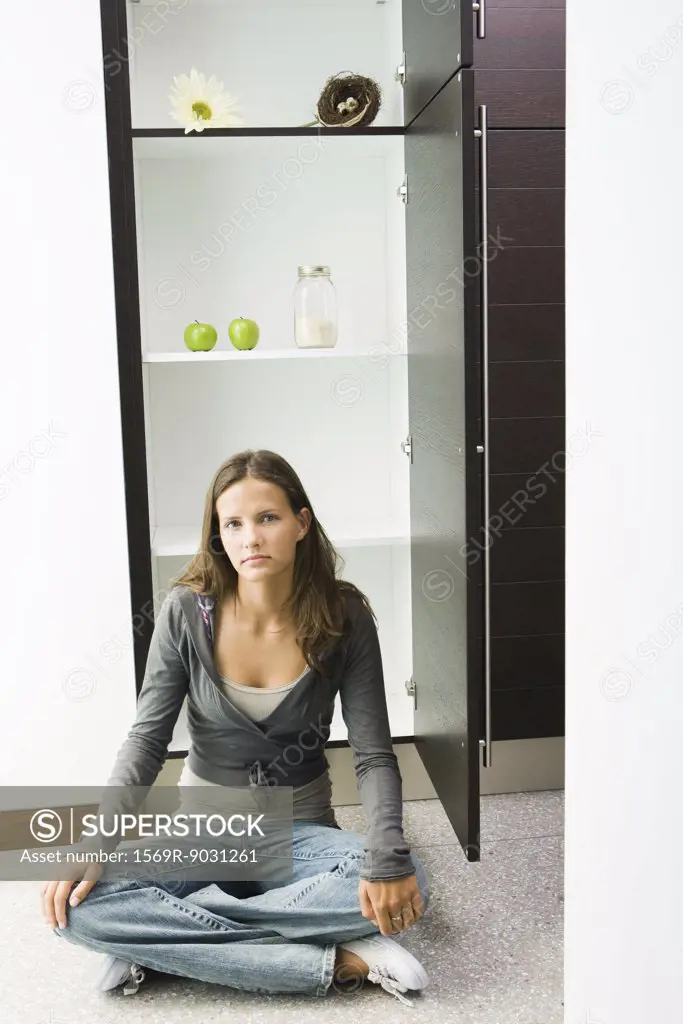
{"left": 358, "top": 875, "right": 425, "bottom": 936}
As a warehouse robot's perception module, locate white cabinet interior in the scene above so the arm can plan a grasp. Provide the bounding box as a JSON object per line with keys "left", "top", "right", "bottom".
{"left": 126, "top": 2, "right": 416, "bottom": 751}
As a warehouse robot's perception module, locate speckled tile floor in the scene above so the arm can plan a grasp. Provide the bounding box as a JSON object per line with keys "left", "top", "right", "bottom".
{"left": 3, "top": 791, "right": 563, "bottom": 1024}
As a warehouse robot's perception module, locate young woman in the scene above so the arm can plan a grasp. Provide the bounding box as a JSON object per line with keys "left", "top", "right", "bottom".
{"left": 42, "top": 449, "right": 430, "bottom": 1007}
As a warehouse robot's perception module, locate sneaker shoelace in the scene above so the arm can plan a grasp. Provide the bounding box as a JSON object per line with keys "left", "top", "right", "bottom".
{"left": 122, "top": 964, "right": 146, "bottom": 996}
{"left": 367, "top": 964, "right": 415, "bottom": 1008}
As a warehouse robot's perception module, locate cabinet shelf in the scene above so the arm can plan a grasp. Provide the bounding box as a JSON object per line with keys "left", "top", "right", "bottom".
{"left": 152, "top": 524, "right": 409, "bottom": 558}
{"left": 143, "top": 348, "right": 404, "bottom": 363}
{"left": 132, "top": 132, "right": 403, "bottom": 160}
{"left": 131, "top": 127, "right": 406, "bottom": 139}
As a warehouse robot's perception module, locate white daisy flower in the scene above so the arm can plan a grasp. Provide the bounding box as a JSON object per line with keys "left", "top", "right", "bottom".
{"left": 168, "top": 68, "right": 243, "bottom": 133}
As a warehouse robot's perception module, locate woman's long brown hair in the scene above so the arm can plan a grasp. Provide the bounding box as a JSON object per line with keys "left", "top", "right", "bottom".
{"left": 170, "top": 449, "right": 375, "bottom": 674}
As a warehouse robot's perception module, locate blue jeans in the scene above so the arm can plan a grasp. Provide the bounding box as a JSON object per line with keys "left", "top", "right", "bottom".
{"left": 53, "top": 821, "right": 430, "bottom": 998}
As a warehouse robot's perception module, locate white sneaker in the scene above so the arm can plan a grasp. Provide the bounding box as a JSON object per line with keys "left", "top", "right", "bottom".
{"left": 337, "top": 934, "right": 429, "bottom": 1007}
{"left": 96, "top": 955, "right": 146, "bottom": 995}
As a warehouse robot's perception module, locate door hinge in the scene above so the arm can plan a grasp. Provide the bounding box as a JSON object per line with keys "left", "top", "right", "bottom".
{"left": 394, "top": 52, "right": 406, "bottom": 85}
{"left": 401, "top": 434, "right": 413, "bottom": 461}
{"left": 396, "top": 175, "right": 409, "bottom": 204}
{"left": 405, "top": 677, "right": 417, "bottom": 708}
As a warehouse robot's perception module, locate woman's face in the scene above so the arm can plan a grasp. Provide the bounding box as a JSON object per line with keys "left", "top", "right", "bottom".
{"left": 215, "top": 476, "right": 311, "bottom": 580}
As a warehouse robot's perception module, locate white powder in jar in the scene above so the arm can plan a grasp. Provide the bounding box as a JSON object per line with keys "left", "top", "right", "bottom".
{"left": 294, "top": 316, "right": 337, "bottom": 348}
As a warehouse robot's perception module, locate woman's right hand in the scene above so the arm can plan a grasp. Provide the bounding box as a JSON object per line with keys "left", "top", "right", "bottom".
{"left": 41, "top": 861, "right": 103, "bottom": 929}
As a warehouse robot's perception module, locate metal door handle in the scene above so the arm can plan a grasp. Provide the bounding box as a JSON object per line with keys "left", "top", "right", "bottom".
{"left": 472, "top": 0, "right": 486, "bottom": 39}
{"left": 475, "top": 105, "right": 491, "bottom": 767}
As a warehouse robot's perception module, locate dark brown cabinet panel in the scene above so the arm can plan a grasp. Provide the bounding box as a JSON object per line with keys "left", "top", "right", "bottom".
{"left": 489, "top": 526, "right": 564, "bottom": 583}
{"left": 476, "top": 132, "right": 565, "bottom": 244}
{"left": 473, "top": 4, "right": 565, "bottom": 126}
{"left": 491, "top": 633, "right": 565, "bottom": 689}
{"left": 487, "top": 304, "right": 565, "bottom": 361}
{"left": 489, "top": 580, "right": 565, "bottom": 637}
{"left": 489, "top": 415, "right": 565, "bottom": 474}
{"left": 489, "top": 470, "right": 565, "bottom": 528}
{"left": 487, "top": 360, "right": 565, "bottom": 418}
{"left": 484, "top": 130, "right": 565, "bottom": 188}
{"left": 488, "top": 0, "right": 564, "bottom": 8}
{"left": 475, "top": 72, "right": 565, "bottom": 127}
{"left": 474, "top": 9, "right": 565, "bottom": 70}
{"left": 492, "top": 686, "right": 564, "bottom": 740}
{"left": 487, "top": 188, "right": 564, "bottom": 246}
{"left": 488, "top": 246, "right": 564, "bottom": 305}
{"left": 472, "top": 5, "right": 566, "bottom": 744}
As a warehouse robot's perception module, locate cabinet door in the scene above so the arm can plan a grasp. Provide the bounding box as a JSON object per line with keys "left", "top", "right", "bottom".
{"left": 481, "top": 130, "right": 566, "bottom": 740}
{"left": 405, "top": 70, "right": 483, "bottom": 860}
{"left": 402, "top": 0, "right": 473, "bottom": 125}
{"left": 473, "top": 4, "right": 566, "bottom": 127}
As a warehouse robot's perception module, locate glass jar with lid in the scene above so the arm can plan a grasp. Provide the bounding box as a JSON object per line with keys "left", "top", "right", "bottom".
{"left": 293, "top": 266, "right": 338, "bottom": 349}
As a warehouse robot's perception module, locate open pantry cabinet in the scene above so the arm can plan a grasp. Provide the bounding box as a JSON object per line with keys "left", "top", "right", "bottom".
{"left": 100, "top": 0, "right": 483, "bottom": 859}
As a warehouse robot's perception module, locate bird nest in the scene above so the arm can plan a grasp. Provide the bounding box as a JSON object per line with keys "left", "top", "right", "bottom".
{"left": 313, "top": 71, "right": 382, "bottom": 128}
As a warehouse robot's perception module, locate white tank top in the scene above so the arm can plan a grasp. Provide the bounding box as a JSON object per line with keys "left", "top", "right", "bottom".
{"left": 216, "top": 665, "right": 309, "bottom": 721}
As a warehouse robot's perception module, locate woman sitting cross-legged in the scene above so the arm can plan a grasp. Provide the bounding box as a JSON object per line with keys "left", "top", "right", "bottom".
{"left": 42, "top": 448, "right": 430, "bottom": 1008}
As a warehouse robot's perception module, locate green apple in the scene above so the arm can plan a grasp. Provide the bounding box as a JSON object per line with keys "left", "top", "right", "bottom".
{"left": 228, "top": 317, "right": 260, "bottom": 350}
{"left": 184, "top": 320, "right": 218, "bottom": 352}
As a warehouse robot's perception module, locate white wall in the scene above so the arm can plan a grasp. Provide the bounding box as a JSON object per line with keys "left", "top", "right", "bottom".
{"left": 565, "top": 3, "right": 683, "bottom": 1021}
{"left": 0, "top": 3, "right": 138, "bottom": 786}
